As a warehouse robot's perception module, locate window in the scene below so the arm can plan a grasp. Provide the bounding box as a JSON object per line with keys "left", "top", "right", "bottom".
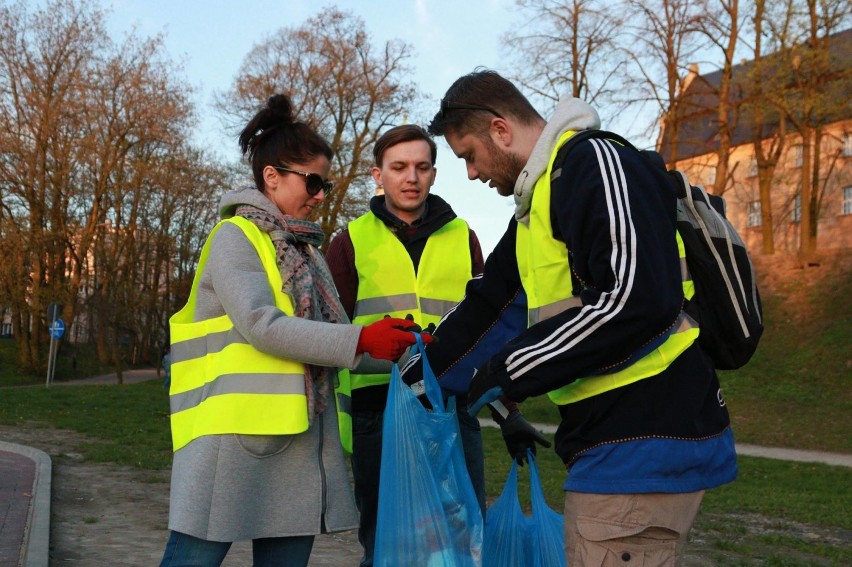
{"left": 844, "top": 186, "right": 852, "bottom": 216}
{"left": 707, "top": 166, "right": 716, "bottom": 187}
{"left": 747, "top": 201, "right": 762, "bottom": 227}
{"left": 793, "top": 144, "right": 803, "bottom": 168}
{"left": 748, "top": 157, "right": 758, "bottom": 178}
{"left": 792, "top": 195, "right": 801, "bottom": 223}
{"left": 844, "top": 133, "right": 852, "bottom": 157}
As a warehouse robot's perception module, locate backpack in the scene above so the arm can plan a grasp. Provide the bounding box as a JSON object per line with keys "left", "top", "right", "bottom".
{"left": 552, "top": 129, "right": 763, "bottom": 370}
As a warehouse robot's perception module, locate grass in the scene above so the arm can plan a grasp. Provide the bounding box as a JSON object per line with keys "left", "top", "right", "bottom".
{"left": 0, "top": 379, "right": 173, "bottom": 469}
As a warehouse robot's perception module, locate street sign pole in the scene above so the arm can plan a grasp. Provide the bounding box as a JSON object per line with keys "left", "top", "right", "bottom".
{"left": 45, "top": 337, "right": 57, "bottom": 388}
{"left": 49, "top": 337, "right": 58, "bottom": 385}
{"left": 45, "top": 316, "right": 65, "bottom": 388}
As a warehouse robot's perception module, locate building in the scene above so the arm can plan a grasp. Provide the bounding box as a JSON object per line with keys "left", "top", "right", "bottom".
{"left": 658, "top": 29, "right": 851, "bottom": 253}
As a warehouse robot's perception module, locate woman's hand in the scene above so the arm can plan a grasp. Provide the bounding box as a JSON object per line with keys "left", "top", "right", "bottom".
{"left": 357, "top": 317, "right": 434, "bottom": 361}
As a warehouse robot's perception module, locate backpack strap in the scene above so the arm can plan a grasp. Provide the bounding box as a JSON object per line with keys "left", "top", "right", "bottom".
{"left": 550, "top": 130, "right": 636, "bottom": 295}
{"left": 551, "top": 130, "right": 637, "bottom": 176}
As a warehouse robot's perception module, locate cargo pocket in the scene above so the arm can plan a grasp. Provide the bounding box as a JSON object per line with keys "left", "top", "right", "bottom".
{"left": 573, "top": 517, "right": 678, "bottom": 566}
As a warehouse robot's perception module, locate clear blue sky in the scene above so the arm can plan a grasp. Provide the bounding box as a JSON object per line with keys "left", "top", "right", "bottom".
{"left": 105, "top": 0, "right": 520, "bottom": 253}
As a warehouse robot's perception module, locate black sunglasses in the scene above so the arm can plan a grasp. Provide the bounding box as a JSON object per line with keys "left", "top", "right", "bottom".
{"left": 438, "top": 99, "right": 504, "bottom": 119}
{"left": 273, "top": 166, "right": 333, "bottom": 196}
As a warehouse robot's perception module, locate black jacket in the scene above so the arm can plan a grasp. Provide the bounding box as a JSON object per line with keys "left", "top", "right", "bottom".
{"left": 402, "top": 136, "right": 730, "bottom": 466}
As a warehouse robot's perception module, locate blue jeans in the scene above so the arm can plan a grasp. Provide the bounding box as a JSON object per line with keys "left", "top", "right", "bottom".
{"left": 350, "top": 399, "right": 485, "bottom": 567}
{"left": 159, "top": 530, "right": 315, "bottom": 567}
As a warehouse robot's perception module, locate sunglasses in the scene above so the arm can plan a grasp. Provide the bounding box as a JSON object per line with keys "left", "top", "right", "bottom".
{"left": 273, "top": 166, "right": 333, "bottom": 196}
{"left": 438, "top": 99, "right": 504, "bottom": 119}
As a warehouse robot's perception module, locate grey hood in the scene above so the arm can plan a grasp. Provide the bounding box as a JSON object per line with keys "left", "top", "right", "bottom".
{"left": 218, "top": 185, "right": 278, "bottom": 219}
{"left": 514, "top": 96, "right": 601, "bottom": 224}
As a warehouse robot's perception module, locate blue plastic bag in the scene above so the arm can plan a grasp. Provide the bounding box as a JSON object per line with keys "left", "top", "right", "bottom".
{"left": 374, "top": 335, "right": 483, "bottom": 567}
{"left": 484, "top": 450, "right": 565, "bottom": 567}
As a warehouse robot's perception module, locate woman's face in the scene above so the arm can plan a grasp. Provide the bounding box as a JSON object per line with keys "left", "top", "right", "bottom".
{"left": 262, "top": 154, "right": 331, "bottom": 220}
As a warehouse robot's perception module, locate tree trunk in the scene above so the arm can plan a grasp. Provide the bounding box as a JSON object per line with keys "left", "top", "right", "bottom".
{"left": 798, "top": 129, "right": 815, "bottom": 263}
{"left": 758, "top": 170, "right": 775, "bottom": 255}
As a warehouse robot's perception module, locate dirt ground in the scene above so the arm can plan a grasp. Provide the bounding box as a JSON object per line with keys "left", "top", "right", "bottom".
{"left": 0, "top": 424, "right": 361, "bottom": 566}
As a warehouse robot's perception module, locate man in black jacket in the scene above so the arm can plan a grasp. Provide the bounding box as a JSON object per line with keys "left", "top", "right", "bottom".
{"left": 401, "top": 70, "right": 738, "bottom": 565}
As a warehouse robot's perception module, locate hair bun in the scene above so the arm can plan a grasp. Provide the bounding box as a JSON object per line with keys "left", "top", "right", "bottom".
{"left": 267, "top": 94, "right": 295, "bottom": 125}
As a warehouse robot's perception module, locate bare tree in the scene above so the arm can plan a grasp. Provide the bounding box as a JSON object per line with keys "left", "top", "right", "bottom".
{"left": 765, "top": 0, "right": 851, "bottom": 261}
{"left": 0, "top": 0, "right": 104, "bottom": 371}
{"left": 624, "top": 0, "right": 707, "bottom": 157}
{"left": 86, "top": 34, "right": 210, "bottom": 378}
{"left": 213, "top": 7, "right": 419, "bottom": 244}
{"left": 0, "top": 0, "right": 231, "bottom": 375}
{"left": 501, "top": 0, "right": 626, "bottom": 114}
{"left": 697, "top": 0, "right": 745, "bottom": 195}
{"left": 743, "top": 0, "right": 788, "bottom": 254}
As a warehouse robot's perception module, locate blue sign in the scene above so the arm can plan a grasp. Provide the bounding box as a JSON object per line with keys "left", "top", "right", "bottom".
{"left": 49, "top": 319, "right": 65, "bottom": 340}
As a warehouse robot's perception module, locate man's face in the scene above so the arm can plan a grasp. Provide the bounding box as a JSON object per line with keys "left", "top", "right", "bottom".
{"left": 445, "top": 130, "right": 525, "bottom": 197}
{"left": 372, "top": 139, "right": 435, "bottom": 223}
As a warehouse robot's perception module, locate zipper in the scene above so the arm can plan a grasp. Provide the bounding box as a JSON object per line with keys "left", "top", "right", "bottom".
{"left": 318, "top": 411, "right": 327, "bottom": 525}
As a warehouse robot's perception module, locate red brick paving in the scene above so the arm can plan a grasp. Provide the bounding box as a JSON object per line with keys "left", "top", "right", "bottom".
{"left": 0, "top": 449, "right": 35, "bottom": 566}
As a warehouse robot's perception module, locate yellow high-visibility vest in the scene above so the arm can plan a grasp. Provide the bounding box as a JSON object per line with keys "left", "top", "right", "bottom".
{"left": 342, "top": 213, "right": 472, "bottom": 391}
{"left": 515, "top": 130, "right": 700, "bottom": 405}
{"left": 169, "top": 216, "right": 351, "bottom": 451}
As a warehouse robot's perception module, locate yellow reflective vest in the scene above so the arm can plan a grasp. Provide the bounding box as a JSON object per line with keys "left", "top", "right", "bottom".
{"left": 168, "top": 216, "right": 350, "bottom": 452}
{"left": 341, "top": 212, "right": 472, "bottom": 393}
{"left": 515, "top": 130, "right": 700, "bottom": 406}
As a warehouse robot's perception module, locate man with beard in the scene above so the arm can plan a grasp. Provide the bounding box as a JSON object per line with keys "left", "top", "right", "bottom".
{"left": 400, "top": 70, "right": 738, "bottom": 565}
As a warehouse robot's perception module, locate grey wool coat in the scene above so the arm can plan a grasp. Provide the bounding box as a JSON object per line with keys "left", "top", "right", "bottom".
{"left": 167, "top": 187, "right": 360, "bottom": 541}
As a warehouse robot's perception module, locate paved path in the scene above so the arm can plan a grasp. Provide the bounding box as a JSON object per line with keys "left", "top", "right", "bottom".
{"left": 480, "top": 418, "right": 852, "bottom": 468}
{"left": 4, "top": 370, "right": 851, "bottom": 565}
{"left": 0, "top": 442, "right": 50, "bottom": 567}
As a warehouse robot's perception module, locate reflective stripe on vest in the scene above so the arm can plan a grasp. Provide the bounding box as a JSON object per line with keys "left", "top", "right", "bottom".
{"left": 344, "top": 213, "right": 471, "bottom": 390}
{"left": 169, "top": 216, "right": 341, "bottom": 451}
{"left": 515, "top": 130, "right": 700, "bottom": 406}
{"left": 335, "top": 364, "right": 353, "bottom": 454}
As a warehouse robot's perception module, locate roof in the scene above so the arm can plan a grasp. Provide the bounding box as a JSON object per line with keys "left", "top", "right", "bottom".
{"left": 658, "top": 28, "right": 851, "bottom": 162}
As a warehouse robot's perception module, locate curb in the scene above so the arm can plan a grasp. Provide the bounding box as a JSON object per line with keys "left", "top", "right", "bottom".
{"left": 0, "top": 441, "right": 51, "bottom": 567}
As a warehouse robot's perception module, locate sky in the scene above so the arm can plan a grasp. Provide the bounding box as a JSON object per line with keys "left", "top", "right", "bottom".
{"left": 103, "top": 0, "right": 522, "bottom": 254}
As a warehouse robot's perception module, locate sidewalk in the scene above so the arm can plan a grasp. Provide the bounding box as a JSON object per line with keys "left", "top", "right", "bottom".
{"left": 51, "top": 367, "right": 162, "bottom": 386}
{"left": 478, "top": 418, "right": 852, "bottom": 468}
{"left": 3, "top": 373, "right": 851, "bottom": 565}
{"left": 0, "top": 441, "right": 50, "bottom": 567}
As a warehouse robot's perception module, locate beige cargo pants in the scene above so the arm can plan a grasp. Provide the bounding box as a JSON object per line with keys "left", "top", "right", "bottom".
{"left": 564, "top": 491, "right": 704, "bottom": 566}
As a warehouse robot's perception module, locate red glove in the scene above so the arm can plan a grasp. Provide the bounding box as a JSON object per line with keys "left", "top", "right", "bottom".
{"left": 357, "top": 317, "right": 434, "bottom": 361}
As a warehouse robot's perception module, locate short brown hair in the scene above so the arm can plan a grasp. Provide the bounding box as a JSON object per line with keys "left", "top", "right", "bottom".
{"left": 373, "top": 125, "right": 437, "bottom": 167}
{"left": 428, "top": 69, "right": 542, "bottom": 137}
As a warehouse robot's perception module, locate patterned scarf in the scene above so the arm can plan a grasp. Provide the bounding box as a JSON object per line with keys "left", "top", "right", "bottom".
{"left": 235, "top": 204, "right": 348, "bottom": 418}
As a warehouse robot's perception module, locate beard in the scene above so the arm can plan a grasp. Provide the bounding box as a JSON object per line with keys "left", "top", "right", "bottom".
{"left": 482, "top": 135, "right": 526, "bottom": 197}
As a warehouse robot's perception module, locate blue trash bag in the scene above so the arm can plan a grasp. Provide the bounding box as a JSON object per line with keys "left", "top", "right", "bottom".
{"left": 484, "top": 450, "right": 565, "bottom": 567}
{"left": 374, "top": 334, "right": 483, "bottom": 567}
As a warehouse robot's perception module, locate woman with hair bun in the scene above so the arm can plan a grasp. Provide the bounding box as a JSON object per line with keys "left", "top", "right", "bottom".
{"left": 160, "top": 93, "right": 431, "bottom": 567}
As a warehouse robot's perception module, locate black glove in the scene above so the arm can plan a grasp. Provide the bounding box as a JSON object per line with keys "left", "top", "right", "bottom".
{"left": 384, "top": 313, "right": 422, "bottom": 333}
{"left": 498, "top": 410, "right": 552, "bottom": 466}
{"left": 466, "top": 359, "right": 507, "bottom": 417}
